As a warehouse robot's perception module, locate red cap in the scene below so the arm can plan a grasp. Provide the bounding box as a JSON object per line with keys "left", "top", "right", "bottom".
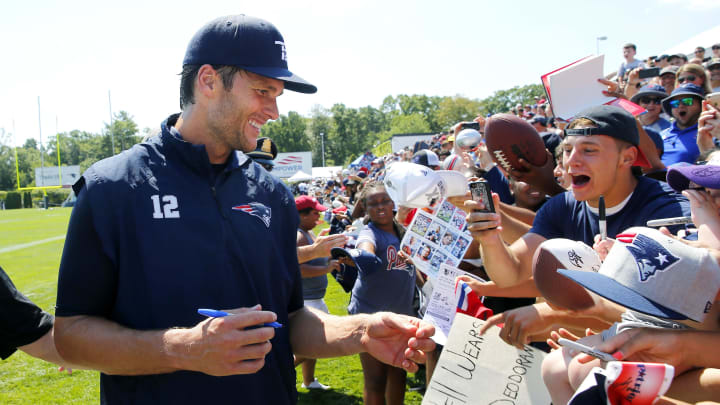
{"left": 332, "top": 206, "right": 348, "bottom": 214}
{"left": 295, "top": 195, "right": 327, "bottom": 211}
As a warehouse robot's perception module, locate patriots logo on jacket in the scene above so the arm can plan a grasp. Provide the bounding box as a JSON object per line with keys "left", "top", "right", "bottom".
{"left": 232, "top": 202, "right": 272, "bottom": 228}
{"left": 617, "top": 233, "right": 679, "bottom": 282}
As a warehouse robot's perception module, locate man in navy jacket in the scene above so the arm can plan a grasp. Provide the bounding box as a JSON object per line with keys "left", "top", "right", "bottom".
{"left": 54, "top": 15, "right": 434, "bottom": 405}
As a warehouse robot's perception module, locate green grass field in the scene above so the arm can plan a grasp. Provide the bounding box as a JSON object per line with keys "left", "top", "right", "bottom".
{"left": 0, "top": 208, "right": 425, "bottom": 404}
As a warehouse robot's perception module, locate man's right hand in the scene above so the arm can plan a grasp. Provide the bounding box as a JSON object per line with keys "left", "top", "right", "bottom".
{"left": 464, "top": 192, "right": 503, "bottom": 244}
{"left": 312, "top": 234, "right": 348, "bottom": 257}
{"left": 169, "top": 306, "right": 277, "bottom": 376}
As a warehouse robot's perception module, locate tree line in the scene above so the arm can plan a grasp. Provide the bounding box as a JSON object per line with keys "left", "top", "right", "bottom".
{"left": 0, "top": 84, "right": 543, "bottom": 190}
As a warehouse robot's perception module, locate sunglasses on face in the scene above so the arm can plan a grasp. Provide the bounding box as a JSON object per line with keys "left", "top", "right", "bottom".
{"left": 638, "top": 97, "right": 662, "bottom": 105}
{"left": 669, "top": 97, "right": 696, "bottom": 108}
{"left": 677, "top": 75, "right": 696, "bottom": 83}
{"left": 261, "top": 164, "right": 273, "bottom": 172}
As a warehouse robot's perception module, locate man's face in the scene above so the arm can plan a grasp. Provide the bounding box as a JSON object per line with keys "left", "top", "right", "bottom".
{"left": 677, "top": 71, "right": 703, "bottom": 87}
{"left": 695, "top": 48, "right": 705, "bottom": 59}
{"left": 623, "top": 47, "right": 636, "bottom": 59}
{"left": 299, "top": 209, "right": 321, "bottom": 230}
{"left": 563, "top": 135, "right": 625, "bottom": 203}
{"left": 669, "top": 96, "right": 702, "bottom": 128}
{"left": 206, "top": 70, "right": 282, "bottom": 153}
{"left": 709, "top": 66, "right": 720, "bottom": 84}
{"left": 660, "top": 73, "right": 676, "bottom": 92}
{"left": 510, "top": 180, "right": 545, "bottom": 210}
{"left": 669, "top": 57, "right": 683, "bottom": 67}
{"left": 637, "top": 95, "right": 663, "bottom": 121}
{"left": 714, "top": 46, "right": 720, "bottom": 57}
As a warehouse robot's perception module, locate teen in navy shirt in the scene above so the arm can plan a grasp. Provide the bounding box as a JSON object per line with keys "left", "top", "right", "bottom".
{"left": 461, "top": 106, "right": 690, "bottom": 349}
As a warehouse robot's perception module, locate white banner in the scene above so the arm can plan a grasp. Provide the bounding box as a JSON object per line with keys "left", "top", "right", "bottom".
{"left": 273, "top": 151, "right": 312, "bottom": 179}
{"left": 34, "top": 165, "right": 81, "bottom": 187}
{"left": 423, "top": 314, "right": 551, "bottom": 405}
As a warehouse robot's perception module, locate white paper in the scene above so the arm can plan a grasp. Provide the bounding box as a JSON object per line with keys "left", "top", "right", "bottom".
{"left": 423, "top": 314, "right": 552, "bottom": 405}
{"left": 400, "top": 198, "right": 472, "bottom": 279}
{"left": 423, "top": 264, "right": 485, "bottom": 345}
{"left": 547, "top": 54, "right": 613, "bottom": 120}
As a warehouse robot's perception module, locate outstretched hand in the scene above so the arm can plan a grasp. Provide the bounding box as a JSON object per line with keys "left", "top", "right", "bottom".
{"left": 576, "top": 328, "right": 690, "bottom": 374}
{"left": 478, "top": 303, "right": 555, "bottom": 349}
{"left": 313, "top": 234, "right": 348, "bottom": 256}
{"left": 509, "top": 150, "right": 566, "bottom": 197}
{"left": 361, "top": 312, "right": 435, "bottom": 373}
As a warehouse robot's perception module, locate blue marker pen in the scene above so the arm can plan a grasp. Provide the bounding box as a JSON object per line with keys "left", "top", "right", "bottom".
{"left": 197, "top": 308, "right": 283, "bottom": 328}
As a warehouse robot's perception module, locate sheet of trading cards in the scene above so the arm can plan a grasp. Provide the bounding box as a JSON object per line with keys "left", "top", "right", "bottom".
{"left": 400, "top": 198, "right": 473, "bottom": 279}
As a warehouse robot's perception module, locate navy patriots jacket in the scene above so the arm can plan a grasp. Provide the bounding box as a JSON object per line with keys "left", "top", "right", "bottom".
{"left": 56, "top": 115, "right": 304, "bottom": 404}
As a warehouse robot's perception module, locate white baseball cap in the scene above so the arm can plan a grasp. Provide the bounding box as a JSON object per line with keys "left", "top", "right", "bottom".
{"left": 559, "top": 227, "right": 720, "bottom": 322}
{"left": 383, "top": 162, "right": 468, "bottom": 208}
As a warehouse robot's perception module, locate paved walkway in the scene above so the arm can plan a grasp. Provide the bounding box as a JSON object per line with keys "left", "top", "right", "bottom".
{"left": 0, "top": 235, "right": 66, "bottom": 254}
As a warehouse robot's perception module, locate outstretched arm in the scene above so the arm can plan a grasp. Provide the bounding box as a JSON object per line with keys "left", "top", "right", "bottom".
{"left": 288, "top": 306, "right": 435, "bottom": 373}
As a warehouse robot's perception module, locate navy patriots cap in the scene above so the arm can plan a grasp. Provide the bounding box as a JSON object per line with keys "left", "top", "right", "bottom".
{"left": 183, "top": 15, "right": 317, "bottom": 94}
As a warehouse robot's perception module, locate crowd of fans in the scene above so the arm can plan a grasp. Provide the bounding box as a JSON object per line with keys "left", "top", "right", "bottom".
{"left": 262, "top": 42, "right": 720, "bottom": 404}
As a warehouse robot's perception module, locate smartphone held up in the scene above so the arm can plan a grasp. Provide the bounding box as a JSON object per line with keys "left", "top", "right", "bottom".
{"left": 469, "top": 179, "right": 494, "bottom": 213}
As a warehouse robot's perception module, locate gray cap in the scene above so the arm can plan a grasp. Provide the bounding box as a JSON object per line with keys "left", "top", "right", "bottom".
{"left": 660, "top": 66, "right": 679, "bottom": 76}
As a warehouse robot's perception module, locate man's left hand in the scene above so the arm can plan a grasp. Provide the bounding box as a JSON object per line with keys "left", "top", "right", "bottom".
{"left": 360, "top": 313, "right": 435, "bottom": 372}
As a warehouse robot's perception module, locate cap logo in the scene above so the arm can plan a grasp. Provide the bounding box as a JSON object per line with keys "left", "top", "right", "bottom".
{"left": 690, "top": 166, "right": 720, "bottom": 178}
{"left": 232, "top": 202, "right": 272, "bottom": 227}
{"left": 620, "top": 233, "right": 679, "bottom": 282}
{"left": 261, "top": 139, "right": 272, "bottom": 153}
{"left": 274, "top": 40, "right": 287, "bottom": 61}
{"left": 424, "top": 182, "right": 444, "bottom": 207}
{"left": 568, "top": 249, "right": 584, "bottom": 268}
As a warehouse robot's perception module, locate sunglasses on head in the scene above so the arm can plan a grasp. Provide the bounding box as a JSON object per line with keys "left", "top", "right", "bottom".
{"left": 677, "top": 75, "right": 696, "bottom": 83}
{"left": 669, "top": 97, "right": 696, "bottom": 108}
{"left": 638, "top": 97, "right": 662, "bottom": 105}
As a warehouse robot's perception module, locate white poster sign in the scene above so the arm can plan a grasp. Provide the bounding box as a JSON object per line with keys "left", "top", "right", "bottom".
{"left": 423, "top": 314, "right": 551, "bottom": 405}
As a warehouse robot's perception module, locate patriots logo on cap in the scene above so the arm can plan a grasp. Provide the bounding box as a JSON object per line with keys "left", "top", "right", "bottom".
{"left": 232, "top": 202, "right": 272, "bottom": 228}
{"left": 617, "top": 233, "right": 679, "bottom": 282}
{"left": 424, "top": 182, "right": 444, "bottom": 207}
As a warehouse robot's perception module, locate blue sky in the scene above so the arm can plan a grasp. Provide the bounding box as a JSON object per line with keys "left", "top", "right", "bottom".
{"left": 1, "top": 0, "right": 719, "bottom": 147}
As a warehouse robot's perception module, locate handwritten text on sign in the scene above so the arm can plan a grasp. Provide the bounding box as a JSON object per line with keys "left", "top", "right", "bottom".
{"left": 423, "top": 314, "right": 551, "bottom": 405}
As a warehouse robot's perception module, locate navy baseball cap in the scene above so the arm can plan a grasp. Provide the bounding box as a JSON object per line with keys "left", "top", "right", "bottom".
{"left": 661, "top": 83, "right": 705, "bottom": 116}
{"left": 246, "top": 137, "right": 278, "bottom": 164}
{"left": 528, "top": 116, "right": 547, "bottom": 126}
{"left": 184, "top": 15, "right": 317, "bottom": 94}
{"left": 565, "top": 105, "right": 651, "bottom": 168}
{"left": 629, "top": 84, "right": 668, "bottom": 104}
